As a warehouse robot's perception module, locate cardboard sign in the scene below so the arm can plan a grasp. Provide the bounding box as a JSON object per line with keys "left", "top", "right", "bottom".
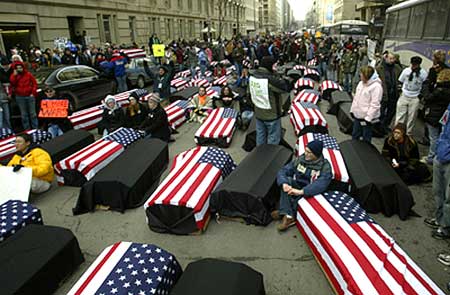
{"left": 39, "top": 99, "right": 69, "bottom": 118}
{"left": 249, "top": 76, "right": 271, "bottom": 110}
{"left": 152, "top": 44, "right": 165, "bottom": 57}
{"left": 0, "top": 166, "right": 32, "bottom": 203}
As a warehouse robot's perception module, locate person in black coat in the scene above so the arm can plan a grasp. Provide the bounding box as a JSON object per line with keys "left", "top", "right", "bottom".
{"left": 138, "top": 93, "right": 171, "bottom": 142}
{"left": 143, "top": 61, "right": 171, "bottom": 104}
{"left": 98, "top": 95, "right": 125, "bottom": 136}
{"left": 125, "top": 92, "right": 148, "bottom": 129}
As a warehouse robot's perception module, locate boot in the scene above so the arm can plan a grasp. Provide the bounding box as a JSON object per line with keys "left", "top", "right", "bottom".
{"left": 271, "top": 210, "right": 281, "bottom": 221}
{"left": 277, "top": 216, "right": 295, "bottom": 232}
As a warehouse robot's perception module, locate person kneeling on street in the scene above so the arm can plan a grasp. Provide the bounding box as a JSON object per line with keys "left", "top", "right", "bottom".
{"left": 98, "top": 95, "right": 125, "bottom": 136}
{"left": 6, "top": 133, "right": 54, "bottom": 194}
{"left": 273, "top": 140, "right": 332, "bottom": 231}
{"left": 138, "top": 93, "right": 171, "bottom": 142}
{"left": 382, "top": 123, "right": 431, "bottom": 185}
{"left": 188, "top": 86, "right": 213, "bottom": 123}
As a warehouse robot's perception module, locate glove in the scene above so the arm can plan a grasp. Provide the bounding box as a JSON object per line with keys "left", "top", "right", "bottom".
{"left": 13, "top": 164, "right": 24, "bottom": 172}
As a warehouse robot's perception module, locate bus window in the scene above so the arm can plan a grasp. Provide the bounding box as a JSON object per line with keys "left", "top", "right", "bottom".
{"left": 407, "top": 3, "right": 426, "bottom": 39}
{"left": 385, "top": 11, "right": 398, "bottom": 37}
{"left": 424, "top": 0, "right": 449, "bottom": 39}
{"left": 396, "top": 8, "right": 410, "bottom": 38}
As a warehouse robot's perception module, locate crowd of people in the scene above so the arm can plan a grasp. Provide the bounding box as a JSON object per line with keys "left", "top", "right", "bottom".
{"left": 0, "top": 31, "right": 449, "bottom": 285}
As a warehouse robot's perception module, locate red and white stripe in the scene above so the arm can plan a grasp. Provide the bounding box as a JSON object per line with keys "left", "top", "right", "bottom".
{"left": 304, "top": 68, "right": 320, "bottom": 76}
{"left": 293, "top": 65, "right": 307, "bottom": 71}
{"left": 145, "top": 146, "right": 223, "bottom": 230}
{"left": 121, "top": 49, "right": 146, "bottom": 59}
{"left": 0, "top": 130, "right": 47, "bottom": 160}
{"left": 194, "top": 108, "right": 237, "bottom": 145}
{"left": 293, "top": 90, "right": 320, "bottom": 104}
{"left": 294, "top": 78, "right": 315, "bottom": 90}
{"left": 171, "top": 78, "right": 188, "bottom": 90}
{"left": 175, "top": 69, "right": 191, "bottom": 78}
{"left": 67, "top": 242, "right": 132, "bottom": 295}
{"left": 210, "top": 61, "right": 218, "bottom": 67}
{"left": 206, "top": 87, "right": 219, "bottom": 98}
{"left": 165, "top": 100, "right": 189, "bottom": 129}
{"left": 189, "top": 78, "right": 210, "bottom": 88}
{"left": 321, "top": 80, "right": 343, "bottom": 92}
{"left": 296, "top": 194, "right": 445, "bottom": 295}
{"left": 289, "top": 102, "right": 328, "bottom": 136}
{"left": 308, "top": 58, "right": 317, "bottom": 67}
{"left": 213, "top": 75, "right": 228, "bottom": 86}
{"left": 68, "top": 106, "right": 104, "bottom": 130}
{"left": 296, "top": 135, "right": 349, "bottom": 183}
{"left": 54, "top": 139, "right": 124, "bottom": 184}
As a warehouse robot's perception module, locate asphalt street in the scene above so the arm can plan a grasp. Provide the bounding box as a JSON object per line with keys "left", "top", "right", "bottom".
{"left": 31, "top": 97, "right": 450, "bottom": 295}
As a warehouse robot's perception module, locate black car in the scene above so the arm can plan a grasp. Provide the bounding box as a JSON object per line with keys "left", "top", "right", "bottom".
{"left": 38, "top": 65, "right": 116, "bottom": 110}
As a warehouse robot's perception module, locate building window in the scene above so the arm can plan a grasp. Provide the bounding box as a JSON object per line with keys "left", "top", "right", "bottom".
{"left": 188, "top": 0, "right": 192, "bottom": 10}
{"left": 165, "top": 0, "right": 171, "bottom": 9}
{"left": 129, "top": 16, "right": 137, "bottom": 42}
{"left": 178, "top": 0, "right": 183, "bottom": 9}
{"left": 179, "top": 19, "right": 183, "bottom": 38}
{"left": 166, "top": 18, "right": 172, "bottom": 39}
{"left": 102, "top": 15, "right": 112, "bottom": 43}
{"left": 198, "top": 0, "right": 202, "bottom": 12}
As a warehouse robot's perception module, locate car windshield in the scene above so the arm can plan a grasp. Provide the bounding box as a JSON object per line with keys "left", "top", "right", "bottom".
{"left": 136, "top": 57, "right": 156, "bottom": 68}
{"left": 31, "top": 65, "right": 64, "bottom": 84}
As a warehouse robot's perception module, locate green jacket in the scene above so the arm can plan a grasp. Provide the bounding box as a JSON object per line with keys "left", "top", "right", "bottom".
{"left": 376, "top": 61, "right": 402, "bottom": 102}
{"left": 341, "top": 52, "right": 358, "bottom": 74}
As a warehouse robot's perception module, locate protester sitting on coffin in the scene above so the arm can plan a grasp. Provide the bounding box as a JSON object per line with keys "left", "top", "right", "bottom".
{"left": 5, "top": 133, "right": 54, "bottom": 194}
{"left": 188, "top": 86, "right": 213, "bottom": 124}
{"left": 40, "top": 86, "right": 72, "bottom": 138}
{"left": 138, "top": 92, "right": 171, "bottom": 142}
{"left": 215, "top": 85, "right": 240, "bottom": 113}
{"left": 382, "top": 123, "right": 432, "bottom": 185}
{"left": 125, "top": 92, "right": 148, "bottom": 129}
{"left": 235, "top": 66, "right": 250, "bottom": 88}
{"left": 98, "top": 95, "right": 125, "bottom": 136}
{"left": 273, "top": 140, "right": 332, "bottom": 231}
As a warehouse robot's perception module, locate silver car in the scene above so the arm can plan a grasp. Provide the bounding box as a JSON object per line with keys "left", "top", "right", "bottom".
{"left": 126, "top": 57, "right": 159, "bottom": 88}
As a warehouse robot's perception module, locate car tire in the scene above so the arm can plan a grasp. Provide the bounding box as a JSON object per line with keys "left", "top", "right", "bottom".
{"left": 137, "top": 76, "right": 145, "bottom": 89}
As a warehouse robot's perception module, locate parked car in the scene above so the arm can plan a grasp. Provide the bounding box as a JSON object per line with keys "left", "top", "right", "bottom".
{"left": 126, "top": 57, "right": 158, "bottom": 88}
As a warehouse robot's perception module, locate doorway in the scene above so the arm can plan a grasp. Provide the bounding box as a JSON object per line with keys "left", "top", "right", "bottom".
{"left": 67, "top": 16, "right": 85, "bottom": 44}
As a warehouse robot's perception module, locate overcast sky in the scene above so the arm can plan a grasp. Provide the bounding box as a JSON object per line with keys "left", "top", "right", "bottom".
{"left": 287, "top": 0, "right": 313, "bottom": 20}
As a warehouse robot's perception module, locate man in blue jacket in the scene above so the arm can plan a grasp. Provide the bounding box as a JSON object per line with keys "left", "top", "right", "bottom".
{"left": 273, "top": 140, "right": 332, "bottom": 231}
{"left": 426, "top": 105, "right": 450, "bottom": 239}
{"left": 111, "top": 51, "right": 128, "bottom": 93}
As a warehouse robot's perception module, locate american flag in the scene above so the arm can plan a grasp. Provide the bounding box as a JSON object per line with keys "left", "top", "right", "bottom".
{"left": 0, "top": 128, "right": 14, "bottom": 140}
{"left": 212, "top": 75, "right": 228, "bottom": 86}
{"left": 210, "top": 61, "right": 218, "bottom": 67}
{"left": 112, "top": 89, "right": 149, "bottom": 108}
{"left": 145, "top": 146, "right": 236, "bottom": 231}
{"left": 304, "top": 68, "right": 320, "bottom": 77}
{"left": 307, "top": 58, "right": 318, "bottom": 67}
{"left": 293, "top": 65, "right": 307, "bottom": 71}
{"left": 54, "top": 139, "right": 125, "bottom": 184}
{"left": 188, "top": 78, "right": 211, "bottom": 88}
{"left": 120, "top": 48, "right": 147, "bottom": 59}
{"left": 296, "top": 133, "right": 349, "bottom": 183}
{"left": 321, "top": 80, "right": 343, "bottom": 92}
{"left": 175, "top": 69, "right": 191, "bottom": 79}
{"left": 225, "top": 66, "right": 235, "bottom": 76}
{"left": 293, "top": 90, "right": 320, "bottom": 105}
{"left": 67, "top": 242, "right": 182, "bottom": 295}
{"left": 165, "top": 100, "right": 190, "bottom": 129}
{"left": 170, "top": 78, "right": 188, "bottom": 90}
{"left": 0, "top": 200, "right": 43, "bottom": 243}
{"left": 105, "top": 127, "right": 144, "bottom": 148}
{"left": 296, "top": 191, "right": 445, "bottom": 295}
{"left": 195, "top": 108, "right": 238, "bottom": 146}
{"left": 290, "top": 101, "right": 328, "bottom": 136}
{"left": 0, "top": 129, "right": 52, "bottom": 161}
{"left": 294, "top": 78, "right": 315, "bottom": 90}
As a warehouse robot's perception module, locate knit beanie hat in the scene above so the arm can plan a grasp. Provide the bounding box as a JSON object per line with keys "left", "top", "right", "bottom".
{"left": 307, "top": 140, "right": 323, "bottom": 158}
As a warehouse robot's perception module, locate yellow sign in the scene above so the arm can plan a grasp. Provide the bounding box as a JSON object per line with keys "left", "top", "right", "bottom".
{"left": 152, "top": 44, "right": 165, "bottom": 57}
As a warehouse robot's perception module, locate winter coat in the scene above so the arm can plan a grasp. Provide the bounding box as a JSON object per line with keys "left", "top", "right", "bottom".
{"left": 98, "top": 108, "right": 125, "bottom": 133}
{"left": 350, "top": 72, "right": 383, "bottom": 123}
{"left": 143, "top": 63, "right": 171, "bottom": 99}
{"left": 9, "top": 62, "right": 38, "bottom": 97}
{"left": 277, "top": 154, "right": 332, "bottom": 197}
{"left": 250, "top": 67, "right": 289, "bottom": 121}
{"left": 7, "top": 146, "right": 54, "bottom": 183}
{"left": 424, "top": 81, "right": 450, "bottom": 127}
{"left": 125, "top": 103, "right": 148, "bottom": 129}
{"left": 111, "top": 56, "right": 127, "bottom": 78}
{"left": 382, "top": 136, "right": 420, "bottom": 168}
{"left": 138, "top": 105, "right": 171, "bottom": 142}
{"left": 0, "top": 66, "right": 13, "bottom": 83}
{"left": 436, "top": 105, "right": 450, "bottom": 164}
{"left": 341, "top": 52, "right": 358, "bottom": 74}
{"left": 376, "top": 61, "right": 402, "bottom": 102}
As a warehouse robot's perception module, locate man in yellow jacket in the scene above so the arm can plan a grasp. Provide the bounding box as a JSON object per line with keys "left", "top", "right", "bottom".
{"left": 7, "top": 133, "right": 54, "bottom": 194}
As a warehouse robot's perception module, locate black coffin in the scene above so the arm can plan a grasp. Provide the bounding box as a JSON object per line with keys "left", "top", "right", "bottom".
{"left": 327, "top": 90, "right": 352, "bottom": 115}
{"left": 73, "top": 138, "right": 169, "bottom": 215}
{"left": 336, "top": 101, "right": 354, "bottom": 134}
{"left": 0, "top": 224, "right": 84, "bottom": 295}
{"left": 170, "top": 258, "right": 266, "bottom": 295}
{"left": 211, "top": 144, "right": 292, "bottom": 225}
{"left": 169, "top": 86, "right": 198, "bottom": 103}
{"left": 340, "top": 140, "right": 415, "bottom": 220}
{"left": 41, "top": 129, "right": 95, "bottom": 164}
{"left": 242, "top": 117, "right": 293, "bottom": 152}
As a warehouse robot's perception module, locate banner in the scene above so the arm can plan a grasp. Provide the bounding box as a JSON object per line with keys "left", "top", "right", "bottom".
{"left": 0, "top": 166, "right": 32, "bottom": 204}
{"left": 367, "top": 39, "right": 377, "bottom": 62}
{"left": 249, "top": 76, "right": 271, "bottom": 110}
{"left": 38, "top": 99, "right": 69, "bottom": 118}
{"left": 152, "top": 44, "right": 165, "bottom": 57}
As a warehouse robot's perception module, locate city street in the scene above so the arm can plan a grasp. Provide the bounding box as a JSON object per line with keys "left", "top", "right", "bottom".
{"left": 29, "top": 96, "right": 450, "bottom": 295}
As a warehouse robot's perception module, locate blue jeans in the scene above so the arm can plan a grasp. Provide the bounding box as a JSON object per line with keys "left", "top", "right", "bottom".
{"left": 199, "top": 62, "right": 207, "bottom": 77}
{"left": 16, "top": 96, "right": 38, "bottom": 130}
{"left": 318, "top": 61, "right": 327, "bottom": 79}
{"left": 116, "top": 75, "right": 128, "bottom": 93}
{"left": 426, "top": 123, "right": 441, "bottom": 162}
{"left": 352, "top": 119, "right": 372, "bottom": 143}
{"left": 279, "top": 177, "right": 303, "bottom": 218}
{"left": 190, "top": 65, "right": 196, "bottom": 78}
{"left": 48, "top": 123, "right": 63, "bottom": 138}
{"left": 241, "top": 110, "right": 254, "bottom": 126}
{"left": 234, "top": 62, "right": 243, "bottom": 77}
{"left": 0, "top": 102, "right": 11, "bottom": 129}
{"left": 433, "top": 158, "right": 450, "bottom": 228}
{"left": 256, "top": 118, "right": 281, "bottom": 146}
{"left": 344, "top": 73, "right": 353, "bottom": 93}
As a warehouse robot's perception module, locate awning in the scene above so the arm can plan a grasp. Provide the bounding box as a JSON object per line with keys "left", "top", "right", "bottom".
{"left": 201, "top": 27, "right": 217, "bottom": 33}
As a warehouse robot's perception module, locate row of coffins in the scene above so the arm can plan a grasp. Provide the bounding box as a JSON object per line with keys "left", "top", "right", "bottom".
{"left": 0, "top": 129, "right": 53, "bottom": 161}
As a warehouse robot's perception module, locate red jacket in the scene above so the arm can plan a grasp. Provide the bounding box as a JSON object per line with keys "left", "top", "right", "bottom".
{"left": 10, "top": 62, "right": 38, "bottom": 97}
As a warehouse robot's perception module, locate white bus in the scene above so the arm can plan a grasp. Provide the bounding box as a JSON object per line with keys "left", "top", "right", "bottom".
{"left": 383, "top": 0, "right": 450, "bottom": 69}
{"left": 329, "top": 20, "right": 369, "bottom": 41}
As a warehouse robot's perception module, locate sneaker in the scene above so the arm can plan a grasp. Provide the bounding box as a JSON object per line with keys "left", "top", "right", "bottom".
{"left": 424, "top": 217, "right": 440, "bottom": 229}
{"left": 437, "top": 253, "right": 450, "bottom": 266}
{"left": 277, "top": 216, "right": 296, "bottom": 232}
{"left": 432, "top": 228, "right": 450, "bottom": 240}
{"left": 271, "top": 210, "right": 281, "bottom": 221}
{"left": 420, "top": 156, "right": 433, "bottom": 165}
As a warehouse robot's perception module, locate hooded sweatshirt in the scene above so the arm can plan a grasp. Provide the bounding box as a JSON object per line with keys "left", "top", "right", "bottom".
{"left": 9, "top": 62, "right": 38, "bottom": 97}
{"left": 350, "top": 71, "right": 383, "bottom": 123}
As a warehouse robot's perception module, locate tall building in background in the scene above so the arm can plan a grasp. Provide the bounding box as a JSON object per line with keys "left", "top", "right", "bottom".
{"left": 315, "top": 0, "right": 335, "bottom": 26}
{"left": 244, "top": 0, "right": 262, "bottom": 35}
{"left": 261, "top": 0, "right": 281, "bottom": 32}
{"left": 280, "top": 0, "right": 294, "bottom": 31}
{"left": 334, "top": 0, "right": 360, "bottom": 21}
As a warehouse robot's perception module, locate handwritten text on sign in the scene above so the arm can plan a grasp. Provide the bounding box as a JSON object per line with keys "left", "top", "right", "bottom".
{"left": 39, "top": 99, "right": 69, "bottom": 118}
